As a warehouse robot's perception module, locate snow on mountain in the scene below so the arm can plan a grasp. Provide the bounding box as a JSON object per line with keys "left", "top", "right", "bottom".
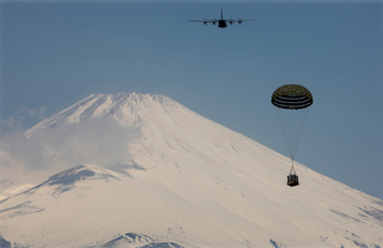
{"left": 88, "top": 232, "right": 184, "bottom": 248}
{"left": 0, "top": 92, "right": 382, "bottom": 248}
{"left": 89, "top": 232, "right": 153, "bottom": 248}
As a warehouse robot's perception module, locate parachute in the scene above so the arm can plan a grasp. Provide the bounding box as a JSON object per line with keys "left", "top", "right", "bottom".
{"left": 271, "top": 84, "right": 313, "bottom": 187}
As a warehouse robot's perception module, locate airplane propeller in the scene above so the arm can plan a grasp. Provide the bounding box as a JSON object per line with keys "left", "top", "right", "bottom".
{"left": 238, "top": 18, "right": 243, "bottom": 24}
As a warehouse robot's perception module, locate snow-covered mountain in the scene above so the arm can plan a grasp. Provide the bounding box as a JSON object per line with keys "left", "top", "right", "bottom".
{"left": 0, "top": 92, "right": 382, "bottom": 248}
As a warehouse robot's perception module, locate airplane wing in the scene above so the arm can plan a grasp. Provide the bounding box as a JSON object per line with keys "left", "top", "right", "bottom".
{"left": 188, "top": 19, "right": 220, "bottom": 23}
{"left": 240, "top": 19, "right": 257, "bottom": 22}
{"left": 189, "top": 18, "right": 257, "bottom": 25}
{"left": 225, "top": 18, "right": 257, "bottom": 24}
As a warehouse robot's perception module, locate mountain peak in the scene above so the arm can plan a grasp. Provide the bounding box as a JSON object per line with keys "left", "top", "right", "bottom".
{"left": 24, "top": 92, "right": 176, "bottom": 138}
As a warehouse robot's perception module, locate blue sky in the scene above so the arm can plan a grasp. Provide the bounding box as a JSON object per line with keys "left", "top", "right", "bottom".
{"left": 1, "top": 1, "right": 382, "bottom": 199}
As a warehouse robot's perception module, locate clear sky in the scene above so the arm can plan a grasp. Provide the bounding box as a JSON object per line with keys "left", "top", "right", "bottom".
{"left": 1, "top": 1, "right": 382, "bottom": 199}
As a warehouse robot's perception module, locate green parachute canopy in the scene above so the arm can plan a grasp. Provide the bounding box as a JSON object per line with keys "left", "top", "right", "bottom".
{"left": 271, "top": 84, "right": 313, "bottom": 110}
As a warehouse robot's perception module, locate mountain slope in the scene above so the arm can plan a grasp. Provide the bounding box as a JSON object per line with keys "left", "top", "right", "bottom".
{"left": 0, "top": 92, "right": 382, "bottom": 248}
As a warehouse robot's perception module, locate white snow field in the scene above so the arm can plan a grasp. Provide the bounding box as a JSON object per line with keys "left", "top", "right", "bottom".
{"left": 0, "top": 92, "right": 382, "bottom": 248}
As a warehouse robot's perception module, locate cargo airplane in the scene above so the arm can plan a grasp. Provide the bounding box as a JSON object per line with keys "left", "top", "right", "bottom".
{"left": 189, "top": 8, "right": 256, "bottom": 28}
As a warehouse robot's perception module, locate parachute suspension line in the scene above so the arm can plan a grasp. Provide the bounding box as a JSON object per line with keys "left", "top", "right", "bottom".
{"left": 291, "top": 108, "right": 310, "bottom": 160}
{"left": 289, "top": 159, "right": 297, "bottom": 176}
{"left": 275, "top": 108, "right": 294, "bottom": 158}
{"left": 275, "top": 108, "right": 310, "bottom": 161}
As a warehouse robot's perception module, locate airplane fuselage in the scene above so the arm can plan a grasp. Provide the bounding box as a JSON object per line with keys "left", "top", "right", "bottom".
{"left": 218, "top": 20, "right": 227, "bottom": 28}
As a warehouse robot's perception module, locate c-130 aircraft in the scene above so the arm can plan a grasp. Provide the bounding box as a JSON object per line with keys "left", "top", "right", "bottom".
{"left": 189, "top": 8, "right": 256, "bottom": 28}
